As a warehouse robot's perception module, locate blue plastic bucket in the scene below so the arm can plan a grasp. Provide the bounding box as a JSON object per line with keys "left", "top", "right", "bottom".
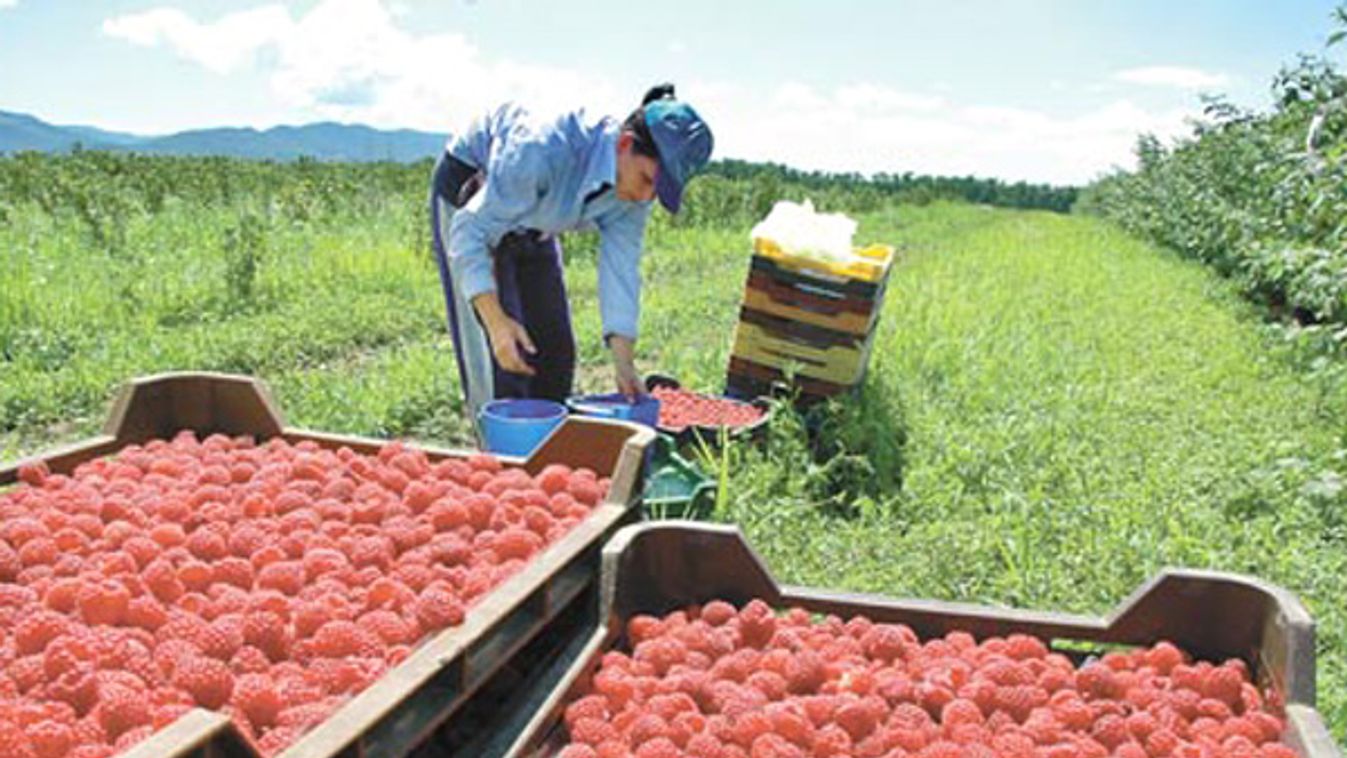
{"left": 477, "top": 398, "right": 567, "bottom": 457}
{"left": 565, "top": 393, "right": 661, "bottom": 428}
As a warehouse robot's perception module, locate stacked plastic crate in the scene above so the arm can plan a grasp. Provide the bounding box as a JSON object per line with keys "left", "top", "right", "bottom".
{"left": 725, "top": 238, "right": 897, "bottom": 403}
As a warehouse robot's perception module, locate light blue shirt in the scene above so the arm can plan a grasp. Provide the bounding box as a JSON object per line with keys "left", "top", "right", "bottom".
{"left": 445, "top": 103, "right": 651, "bottom": 341}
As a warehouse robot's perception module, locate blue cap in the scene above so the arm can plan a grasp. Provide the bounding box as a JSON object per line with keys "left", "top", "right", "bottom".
{"left": 644, "top": 99, "right": 713, "bottom": 213}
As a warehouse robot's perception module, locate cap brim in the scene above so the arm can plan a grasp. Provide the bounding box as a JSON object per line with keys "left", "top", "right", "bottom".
{"left": 655, "top": 164, "right": 682, "bottom": 213}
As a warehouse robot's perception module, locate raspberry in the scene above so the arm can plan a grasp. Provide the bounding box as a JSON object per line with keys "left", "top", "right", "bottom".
{"left": 570, "top": 716, "right": 619, "bottom": 746}
{"left": 739, "top": 599, "right": 777, "bottom": 649}
{"left": 1202, "top": 665, "right": 1245, "bottom": 706}
{"left": 1075, "top": 663, "right": 1121, "bottom": 700}
{"left": 15, "top": 611, "right": 72, "bottom": 655}
{"left": 48, "top": 666, "right": 100, "bottom": 716}
{"left": 766, "top": 705, "right": 814, "bottom": 747}
{"left": 537, "top": 464, "right": 572, "bottom": 494}
{"left": 942, "top": 698, "right": 984, "bottom": 729}
{"left": 701, "top": 600, "right": 737, "bottom": 627}
{"left": 493, "top": 528, "right": 543, "bottom": 561}
{"left": 1145, "top": 728, "right": 1179, "bottom": 757}
{"left": 860, "top": 624, "right": 908, "bottom": 663}
{"left": 1090, "top": 714, "right": 1130, "bottom": 748}
{"left": 74, "top": 581, "right": 129, "bottom": 630}
{"left": 173, "top": 656, "right": 235, "bottom": 709}
{"left": 28, "top": 720, "right": 73, "bottom": 758}
{"left": 812, "top": 724, "right": 853, "bottom": 756}
{"left": 835, "top": 698, "right": 880, "bottom": 741}
{"left": 17, "top": 458, "right": 51, "bottom": 486}
{"left": 415, "top": 584, "right": 466, "bottom": 631}
{"left": 242, "top": 611, "right": 291, "bottom": 662}
{"left": 98, "top": 683, "right": 151, "bottom": 739}
{"left": 19, "top": 537, "right": 59, "bottom": 567}
{"left": 686, "top": 733, "right": 727, "bottom": 758}
{"left": 558, "top": 746, "right": 599, "bottom": 758}
{"left": 257, "top": 561, "right": 307, "bottom": 596}
{"left": 360, "top": 610, "right": 418, "bottom": 646}
{"left": 564, "top": 694, "right": 610, "bottom": 727}
{"left": 1006, "top": 634, "right": 1049, "bottom": 660}
{"left": 568, "top": 476, "right": 601, "bottom": 506}
{"left": 233, "top": 673, "right": 283, "bottom": 728}
{"left": 312, "top": 620, "right": 381, "bottom": 658}
{"left": 143, "top": 559, "right": 186, "bottom": 603}
{"left": 197, "top": 617, "right": 245, "bottom": 660}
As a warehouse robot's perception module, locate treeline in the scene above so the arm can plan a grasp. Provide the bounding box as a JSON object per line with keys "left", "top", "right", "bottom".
{"left": 704, "top": 158, "right": 1078, "bottom": 213}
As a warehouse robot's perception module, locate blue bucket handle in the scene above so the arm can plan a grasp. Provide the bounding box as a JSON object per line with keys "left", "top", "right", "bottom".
{"left": 569, "top": 402, "right": 626, "bottom": 418}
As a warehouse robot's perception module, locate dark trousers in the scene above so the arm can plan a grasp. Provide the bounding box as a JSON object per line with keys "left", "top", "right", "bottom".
{"left": 429, "top": 153, "right": 576, "bottom": 415}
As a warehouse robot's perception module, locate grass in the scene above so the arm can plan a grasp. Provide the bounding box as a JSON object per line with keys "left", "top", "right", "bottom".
{"left": 3, "top": 192, "right": 1347, "bottom": 744}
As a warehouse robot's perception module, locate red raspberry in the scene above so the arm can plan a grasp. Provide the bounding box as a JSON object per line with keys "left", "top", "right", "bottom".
{"left": 415, "top": 584, "right": 466, "bottom": 631}
{"left": 492, "top": 528, "right": 543, "bottom": 561}
{"left": 812, "top": 723, "right": 853, "bottom": 756}
{"left": 98, "top": 683, "right": 151, "bottom": 739}
{"left": 739, "top": 599, "right": 777, "bottom": 649}
{"left": 537, "top": 464, "right": 572, "bottom": 495}
{"left": 1005, "top": 634, "right": 1049, "bottom": 660}
{"left": 569, "top": 716, "right": 619, "bottom": 745}
{"left": 173, "top": 656, "right": 235, "bottom": 709}
{"left": 633, "top": 738, "right": 687, "bottom": 758}
{"left": 232, "top": 673, "right": 283, "bottom": 728}
{"left": 1202, "top": 665, "right": 1245, "bottom": 706}
{"left": 700, "top": 600, "right": 737, "bottom": 627}
{"left": 860, "top": 624, "right": 909, "bottom": 662}
{"left": 28, "top": 720, "right": 73, "bottom": 758}
{"left": 17, "top": 459, "right": 50, "bottom": 487}
{"left": 941, "top": 698, "right": 984, "bottom": 729}
{"left": 198, "top": 617, "right": 245, "bottom": 660}
{"left": 19, "top": 537, "right": 59, "bottom": 567}
{"left": 1145, "top": 728, "right": 1179, "bottom": 757}
{"left": 15, "top": 611, "right": 72, "bottom": 655}
{"left": 257, "top": 561, "right": 307, "bottom": 596}
{"left": 311, "top": 620, "right": 381, "bottom": 658}
{"left": 242, "top": 611, "right": 291, "bottom": 662}
{"left": 835, "top": 697, "right": 880, "bottom": 741}
{"left": 142, "top": 559, "right": 186, "bottom": 603}
{"left": 1075, "top": 663, "right": 1121, "bottom": 700}
{"left": 567, "top": 476, "right": 601, "bottom": 506}
{"left": 48, "top": 666, "right": 99, "bottom": 716}
{"left": 360, "top": 610, "right": 419, "bottom": 646}
{"left": 75, "top": 580, "right": 130, "bottom": 626}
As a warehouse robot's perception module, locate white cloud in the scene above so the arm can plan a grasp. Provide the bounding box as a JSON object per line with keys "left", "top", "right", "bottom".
{"left": 102, "top": 0, "right": 623, "bottom": 133}
{"left": 694, "top": 81, "right": 1195, "bottom": 184}
{"left": 0, "top": 0, "right": 19, "bottom": 9}
{"left": 1114, "top": 66, "right": 1230, "bottom": 90}
{"left": 101, "top": 1, "right": 1198, "bottom": 184}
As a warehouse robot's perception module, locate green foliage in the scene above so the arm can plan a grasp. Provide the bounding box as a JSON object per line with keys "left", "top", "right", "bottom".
{"left": 1078, "top": 4, "right": 1347, "bottom": 347}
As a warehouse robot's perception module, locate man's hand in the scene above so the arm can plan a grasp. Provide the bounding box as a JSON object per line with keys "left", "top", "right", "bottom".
{"left": 473, "top": 292, "right": 536, "bottom": 376}
{"left": 608, "top": 334, "right": 640, "bottom": 399}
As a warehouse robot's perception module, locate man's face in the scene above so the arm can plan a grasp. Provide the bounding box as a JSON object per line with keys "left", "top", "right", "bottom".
{"left": 615, "top": 132, "right": 658, "bottom": 203}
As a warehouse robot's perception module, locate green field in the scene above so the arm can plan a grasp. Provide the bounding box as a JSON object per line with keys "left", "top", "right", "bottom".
{"left": 3, "top": 162, "right": 1347, "bottom": 743}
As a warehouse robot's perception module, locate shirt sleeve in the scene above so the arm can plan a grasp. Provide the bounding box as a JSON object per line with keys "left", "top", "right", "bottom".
{"left": 595, "top": 206, "right": 650, "bottom": 342}
{"left": 446, "top": 142, "right": 548, "bottom": 302}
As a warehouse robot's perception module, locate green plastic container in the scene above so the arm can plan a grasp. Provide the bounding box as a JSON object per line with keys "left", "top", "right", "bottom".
{"left": 642, "top": 434, "right": 716, "bottom": 519}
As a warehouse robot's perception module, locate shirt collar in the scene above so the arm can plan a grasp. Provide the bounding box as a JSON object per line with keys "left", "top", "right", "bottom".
{"left": 581, "top": 119, "right": 619, "bottom": 203}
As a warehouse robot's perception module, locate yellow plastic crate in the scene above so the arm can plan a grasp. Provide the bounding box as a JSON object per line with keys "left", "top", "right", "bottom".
{"left": 730, "top": 321, "right": 870, "bottom": 386}
{"left": 752, "top": 239, "right": 896, "bottom": 285}
{"left": 741, "top": 281, "right": 877, "bottom": 335}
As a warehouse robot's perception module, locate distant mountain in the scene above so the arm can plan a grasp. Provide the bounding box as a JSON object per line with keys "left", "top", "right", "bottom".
{"left": 0, "top": 109, "right": 445, "bottom": 162}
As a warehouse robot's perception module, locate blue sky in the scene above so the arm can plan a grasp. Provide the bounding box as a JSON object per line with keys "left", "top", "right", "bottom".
{"left": 0, "top": 0, "right": 1341, "bottom": 183}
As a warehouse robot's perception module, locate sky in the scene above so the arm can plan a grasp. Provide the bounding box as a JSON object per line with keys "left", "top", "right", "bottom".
{"left": 0, "top": 0, "right": 1341, "bottom": 185}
